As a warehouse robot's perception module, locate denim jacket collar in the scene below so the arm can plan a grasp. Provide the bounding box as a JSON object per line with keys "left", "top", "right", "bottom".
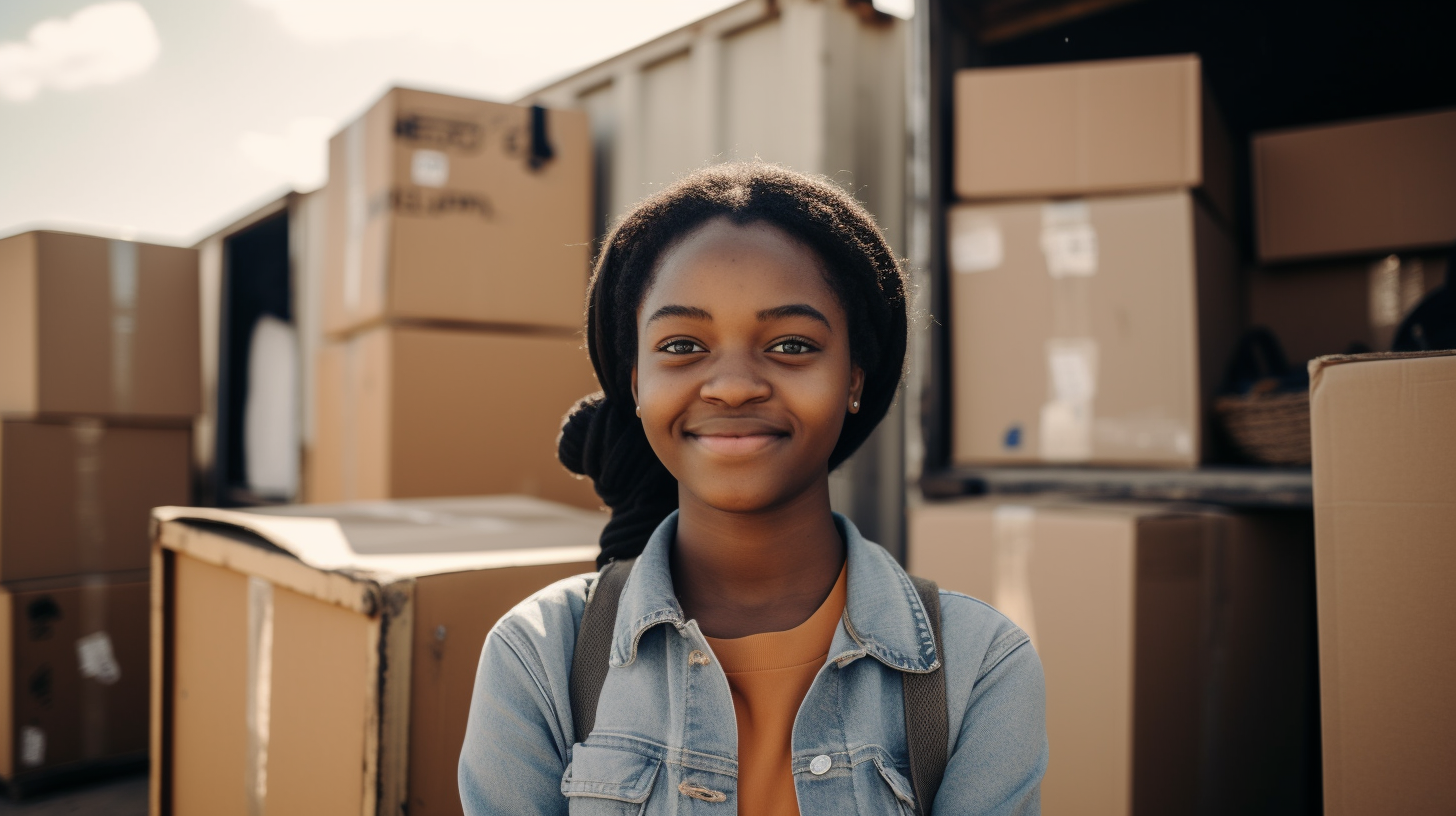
{"left": 608, "top": 511, "right": 941, "bottom": 674}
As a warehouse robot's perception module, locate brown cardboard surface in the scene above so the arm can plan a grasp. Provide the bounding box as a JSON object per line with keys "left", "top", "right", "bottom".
{"left": 407, "top": 563, "right": 594, "bottom": 816}
{"left": 1309, "top": 350, "right": 1456, "bottom": 815}
{"left": 154, "top": 500, "right": 597, "bottom": 816}
{"left": 0, "top": 572, "right": 149, "bottom": 782}
{"left": 909, "top": 500, "right": 1319, "bottom": 816}
{"left": 1250, "top": 252, "right": 1447, "bottom": 363}
{"left": 310, "top": 325, "right": 600, "bottom": 509}
{"left": 0, "top": 231, "right": 200, "bottom": 419}
{"left": 949, "top": 190, "right": 1239, "bottom": 466}
{"left": 0, "top": 419, "right": 191, "bottom": 582}
{"left": 953, "top": 55, "right": 1234, "bottom": 221}
{"left": 323, "top": 88, "right": 592, "bottom": 336}
{"left": 1254, "top": 108, "right": 1456, "bottom": 262}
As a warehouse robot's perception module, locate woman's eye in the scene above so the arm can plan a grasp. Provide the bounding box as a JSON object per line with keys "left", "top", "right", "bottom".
{"left": 659, "top": 339, "right": 705, "bottom": 354}
{"left": 770, "top": 338, "right": 818, "bottom": 355}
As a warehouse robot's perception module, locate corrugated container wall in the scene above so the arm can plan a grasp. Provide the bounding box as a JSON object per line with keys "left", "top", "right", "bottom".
{"left": 520, "top": 0, "right": 909, "bottom": 553}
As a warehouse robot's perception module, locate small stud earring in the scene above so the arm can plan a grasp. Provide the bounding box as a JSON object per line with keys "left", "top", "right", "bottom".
{"left": 851, "top": 400, "right": 859, "bottom": 411}
{"left": 635, "top": 405, "right": 641, "bottom": 417}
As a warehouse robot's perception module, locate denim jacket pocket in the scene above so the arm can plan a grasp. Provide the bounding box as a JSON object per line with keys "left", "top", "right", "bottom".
{"left": 562, "top": 742, "right": 664, "bottom": 814}
{"left": 871, "top": 755, "right": 918, "bottom": 816}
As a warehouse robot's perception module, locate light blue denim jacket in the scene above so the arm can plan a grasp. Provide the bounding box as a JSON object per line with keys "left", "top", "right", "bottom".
{"left": 459, "top": 512, "right": 1048, "bottom": 814}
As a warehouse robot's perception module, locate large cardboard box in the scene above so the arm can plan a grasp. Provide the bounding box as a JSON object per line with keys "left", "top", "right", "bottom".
{"left": 1253, "top": 108, "right": 1456, "bottom": 262}
{"left": 0, "top": 418, "right": 191, "bottom": 583}
{"left": 909, "top": 499, "right": 1319, "bottom": 816}
{"left": 949, "top": 190, "right": 1240, "bottom": 466}
{"left": 1309, "top": 350, "right": 1456, "bottom": 814}
{"left": 149, "top": 497, "right": 603, "bottom": 816}
{"left": 953, "top": 55, "right": 1234, "bottom": 221}
{"left": 1249, "top": 251, "right": 1447, "bottom": 363}
{"left": 323, "top": 88, "right": 592, "bottom": 336}
{"left": 309, "top": 325, "right": 599, "bottom": 509}
{"left": 0, "top": 231, "right": 201, "bottom": 420}
{"left": 0, "top": 571, "right": 149, "bottom": 792}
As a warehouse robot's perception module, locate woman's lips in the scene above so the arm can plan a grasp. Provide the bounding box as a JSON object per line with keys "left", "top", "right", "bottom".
{"left": 688, "top": 433, "right": 784, "bottom": 456}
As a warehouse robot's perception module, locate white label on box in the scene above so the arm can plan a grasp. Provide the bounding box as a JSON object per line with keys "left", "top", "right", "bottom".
{"left": 1040, "top": 338, "right": 1098, "bottom": 461}
{"left": 411, "top": 149, "right": 449, "bottom": 188}
{"left": 1040, "top": 201, "right": 1098, "bottom": 278}
{"left": 950, "top": 213, "right": 1004, "bottom": 273}
{"left": 991, "top": 505, "right": 1038, "bottom": 644}
{"left": 77, "top": 631, "right": 121, "bottom": 685}
{"left": 21, "top": 726, "right": 44, "bottom": 768}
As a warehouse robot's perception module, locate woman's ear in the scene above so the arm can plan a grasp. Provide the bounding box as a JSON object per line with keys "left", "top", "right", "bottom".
{"left": 848, "top": 365, "right": 865, "bottom": 413}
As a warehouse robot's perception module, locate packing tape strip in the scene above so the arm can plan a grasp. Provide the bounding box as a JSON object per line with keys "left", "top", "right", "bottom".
{"left": 78, "top": 575, "right": 110, "bottom": 760}
{"left": 246, "top": 577, "right": 275, "bottom": 816}
{"left": 72, "top": 419, "right": 106, "bottom": 573}
{"left": 1039, "top": 338, "right": 1098, "bottom": 462}
{"left": 991, "top": 505, "right": 1037, "bottom": 645}
{"left": 108, "top": 240, "right": 138, "bottom": 414}
{"left": 344, "top": 119, "right": 366, "bottom": 312}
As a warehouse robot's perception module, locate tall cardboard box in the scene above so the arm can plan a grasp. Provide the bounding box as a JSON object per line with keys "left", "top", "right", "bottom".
{"left": 0, "top": 418, "right": 191, "bottom": 582}
{"left": 1254, "top": 108, "right": 1456, "bottom": 262}
{"left": 323, "top": 88, "right": 592, "bottom": 336}
{"left": 949, "top": 190, "right": 1240, "bottom": 466}
{"left": 909, "top": 499, "right": 1319, "bottom": 816}
{"left": 0, "top": 571, "right": 150, "bottom": 794}
{"left": 1309, "top": 350, "right": 1456, "bottom": 815}
{"left": 150, "top": 497, "right": 603, "bottom": 816}
{"left": 953, "top": 55, "right": 1234, "bottom": 222}
{"left": 0, "top": 231, "right": 200, "bottom": 420}
{"left": 309, "top": 325, "right": 599, "bottom": 509}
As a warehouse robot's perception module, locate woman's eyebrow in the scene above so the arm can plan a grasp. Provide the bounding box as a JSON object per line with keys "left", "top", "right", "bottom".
{"left": 757, "top": 303, "right": 832, "bottom": 330}
{"left": 646, "top": 304, "right": 713, "bottom": 325}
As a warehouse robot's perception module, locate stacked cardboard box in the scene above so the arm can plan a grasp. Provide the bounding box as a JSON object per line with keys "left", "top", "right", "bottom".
{"left": 149, "top": 496, "right": 603, "bottom": 816}
{"left": 0, "top": 231, "right": 197, "bottom": 791}
{"left": 909, "top": 500, "right": 1320, "bottom": 816}
{"left": 1309, "top": 350, "right": 1456, "bottom": 814}
{"left": 1248, "top": 108, "right": 1456, "bottom": 363}
{"left": 949, "top": 55, "right": 1239, "bottom": 467}
{"left": 310, "top": 88, "right": 599, "bottom": 509}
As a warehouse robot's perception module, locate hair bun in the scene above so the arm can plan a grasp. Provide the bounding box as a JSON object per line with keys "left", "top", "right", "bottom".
{"left": 557, "top": 392, "right": 605, "bottom": 478}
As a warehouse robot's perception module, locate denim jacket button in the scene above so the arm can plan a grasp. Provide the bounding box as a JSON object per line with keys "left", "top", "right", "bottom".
{"left": 689, "top": 650, "right": 711, "bottom": 666}
{"left": 809, "top": 754, "right": 832, "bottom": 775}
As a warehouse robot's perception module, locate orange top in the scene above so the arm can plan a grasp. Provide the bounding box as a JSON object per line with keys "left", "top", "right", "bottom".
{"left": 705, "top": 565, "right": 848, "bottom": 816}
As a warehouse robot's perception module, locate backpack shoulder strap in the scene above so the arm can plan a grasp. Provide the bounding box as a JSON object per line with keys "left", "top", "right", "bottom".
{"left": 569, "top": 557, "right": 636, "bottom": 746}
{"left": 903, "top": 575, "right": 948, "bottom": 816}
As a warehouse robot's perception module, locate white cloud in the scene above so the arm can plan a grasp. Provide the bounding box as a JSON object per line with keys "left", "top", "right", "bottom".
{"left": 0, "top": 2, "right": 160, "bottom": 102}
{"left": 237, "top": 116, "right": 337, "bottom": 191}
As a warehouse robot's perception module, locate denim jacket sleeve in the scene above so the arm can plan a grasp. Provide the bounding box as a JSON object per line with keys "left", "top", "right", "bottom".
{"left": 458, "top": 576, "right": 590, "bottom": 816}
{"left": 933, "top": 591, "right": 1050, "bottom": 816}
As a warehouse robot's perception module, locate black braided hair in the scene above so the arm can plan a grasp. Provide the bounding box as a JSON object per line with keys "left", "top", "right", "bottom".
{"left": 558, "top": 162, "right": 908, "bottom": 566}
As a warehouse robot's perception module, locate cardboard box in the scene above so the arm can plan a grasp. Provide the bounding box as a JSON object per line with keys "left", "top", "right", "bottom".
{"left": 0, "top": 571, "right": 149, "bottom": 790}
{"left": 323, "top": 88, "right": 592, "bottom": 336}
{"left": 0, "top": 231, "right": 201, "bottom": 420}
{"left": 953, "top": 55, "right": 1234, "bottom": 221}
{"left": 1254, "top": 108, "right": 1456, "bottom": 262}
{"left": 0, "top": 418, "right": 191, "bottom": 582}
{"left": 1309, "top": 350, "right": 1456, "bottom": 815}
{"left": 949, "top": 190, "right": 1240, "bottom": 466}
{"left": 909, "top": 499, "right": 1319, "bottom": 816}
{"left": 309, "top": 325, "right": 600, "bottom": 509}
{"left": 150, "top": 497, "right": 604, "bottom": 816}
{"left": 1250, "top": 252, "right": 1447, "bottom": 363}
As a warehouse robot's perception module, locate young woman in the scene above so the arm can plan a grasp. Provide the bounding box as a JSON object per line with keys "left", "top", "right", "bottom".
{"left": 459, "top": 164, "right": 1047, "bottom": 815}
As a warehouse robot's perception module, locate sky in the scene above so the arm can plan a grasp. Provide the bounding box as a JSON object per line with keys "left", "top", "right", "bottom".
{"left": 0, "top": 0, "right": 769, "bottom": 245}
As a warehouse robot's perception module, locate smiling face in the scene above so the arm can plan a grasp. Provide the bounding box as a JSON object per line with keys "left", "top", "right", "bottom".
{"left": 632, "top": 218, "right": 864, "bottom": 514}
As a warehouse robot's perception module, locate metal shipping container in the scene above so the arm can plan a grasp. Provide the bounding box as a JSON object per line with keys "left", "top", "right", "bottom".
{"left": 519, "top": 0, "right": 911, "bottom": 555}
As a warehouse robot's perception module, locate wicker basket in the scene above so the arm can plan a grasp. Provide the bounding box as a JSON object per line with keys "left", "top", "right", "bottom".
{"left": 1214, "top": 381, "right": 1311, "bottom": 465}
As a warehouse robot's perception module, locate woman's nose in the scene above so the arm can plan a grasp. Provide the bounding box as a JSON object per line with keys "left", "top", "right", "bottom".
{"left": 699, "top": 356, "right": 772, "bottom": 407}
